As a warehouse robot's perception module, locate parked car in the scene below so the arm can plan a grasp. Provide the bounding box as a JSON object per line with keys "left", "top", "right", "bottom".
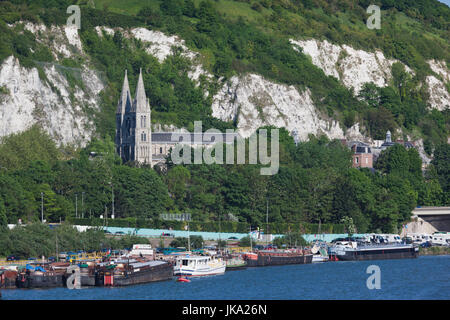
{"left": 48, "top": 256, "right": 56, "bottom": 262}
{"left": 420, "top": 241, "right": 432, "bottom": 248}
{"left": 228, "top": 237, "right": 238, "bottom": 240}
{"left": 161, "top": 232, "right": 174, "bottom": 237}
{"left": 6, "top": 255, "right": 18, "bottom": 261}
{"left": 115, "top": 231, "right": 125, "bottom": 235}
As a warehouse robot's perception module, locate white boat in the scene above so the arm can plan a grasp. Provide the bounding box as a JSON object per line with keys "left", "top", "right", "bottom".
{"left": 311, "top": 243, "right": 329, "bottom": 263}
{"left": 128, "top": 244, "right": 154, "bottom": 257}
{"left": 312, "top": 255, "right": 329, "bottom": 263}
{"left": 173, "top": 255, "right": 226, "bottom": 277}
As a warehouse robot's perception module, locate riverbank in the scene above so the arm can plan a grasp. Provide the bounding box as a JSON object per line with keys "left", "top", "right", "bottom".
{"left": 419, "top": 246, "right": 450, "bottom": 255}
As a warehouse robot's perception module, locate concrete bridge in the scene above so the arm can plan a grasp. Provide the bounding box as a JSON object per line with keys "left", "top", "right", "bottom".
{"left": 402, "top": 207, "right": 450, "bottom": 235}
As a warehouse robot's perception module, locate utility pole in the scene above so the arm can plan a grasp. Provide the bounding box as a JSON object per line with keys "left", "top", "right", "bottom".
{"left": 75, "top": 194, "right": 78, "bottom": 218}
{"left": 218, "top": 212, "right": 221, "bottom": 251}
{"left": 56, "top": 233, "right": 59, "bottom": 262}
{"left": 81, "top": 192, "right": 85, "bottom": 219}
{"left": 41, "top": 192, "right": 44, "bottom": 223}
{"left": 111, "top": 185, "right": 114, "bottom": 219}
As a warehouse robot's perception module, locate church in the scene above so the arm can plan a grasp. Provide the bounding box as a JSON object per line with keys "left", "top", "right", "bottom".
{"left": 115, "top": 69, "right": 152, "bottom": 165}
{"left": 115, "top": 70, "right": 237, "bottom": 167}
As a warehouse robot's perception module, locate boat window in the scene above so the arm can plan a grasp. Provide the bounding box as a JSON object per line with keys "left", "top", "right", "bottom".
{"left": 182, "top": 260, "right": 188, "bottom": 266}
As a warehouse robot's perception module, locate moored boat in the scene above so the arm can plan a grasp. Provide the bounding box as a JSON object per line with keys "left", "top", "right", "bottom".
{"left": 0, "top": 270, "right": 18, "bottom": 289}
{"left": 16, "top": 264, "right": 65, "bottom": 288}
{"left": 329, "top": 240, "right": 419, "bottom": 261}
{"left": 243, "top": 249, "right": 313, "bottom": 267}
{"left": 311, "top": 244, "right": 329, "bottom": 263}
{"left": 225, "top": 256, "right": 248, "bottom": 271}
{"left": 173, "top": 255, "right": 226, "bottom": 277}
{"left": 96, "top": 259, "right": 173, "bottom": 286}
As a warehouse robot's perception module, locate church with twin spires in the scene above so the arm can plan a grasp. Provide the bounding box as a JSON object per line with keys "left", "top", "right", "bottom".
{"left": 115, "top": 69, "right": 238, "bottom": 168}
{"left": 115, "top": 69, "right": 152, "bottom": 165}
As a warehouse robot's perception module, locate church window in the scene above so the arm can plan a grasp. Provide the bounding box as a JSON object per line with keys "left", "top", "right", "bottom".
{"left": 144, "top": 116, "right": 146, "bottom": 128}
{"left": 160, "top": 147, "right": 163, "bottom": 154}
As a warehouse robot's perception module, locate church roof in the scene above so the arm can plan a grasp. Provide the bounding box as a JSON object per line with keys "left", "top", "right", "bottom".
{"left": 151, "top": 132, "right": 239, "bottom": 144}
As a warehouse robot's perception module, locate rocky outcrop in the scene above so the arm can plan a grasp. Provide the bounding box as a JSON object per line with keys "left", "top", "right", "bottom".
{"left": 291, "top": 39, "right": 449, "bottom": 112}
{"left": 1, "top": 22, "right": 103, "bottom": 146}
{"left": 290, "top": 38, "right": 408, "bottom": 94}
{"left": 0, "top": 56, "right": 103, "bottom": 146}
{"left": 95, "top": 26, "right": 211, "bottom": 83}
{"left": 212, "top": 73, "right": 344, "bottom": 140}
{"left": 426, "top": 60, "right": 449, "bottom": 111}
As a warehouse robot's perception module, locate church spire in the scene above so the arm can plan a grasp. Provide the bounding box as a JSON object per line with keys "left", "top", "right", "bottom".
{"left": 133, "top": 68, "right": 147, "bottom": 113}
{"left": 117, "top": 69, "right": 131, "bottom": 115}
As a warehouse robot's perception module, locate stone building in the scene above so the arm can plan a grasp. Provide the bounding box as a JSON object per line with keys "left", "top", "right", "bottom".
{"left": 115, "top": 69, "right": 152, "bottom": 165}
{"left": 348, "top": 141, "right": 373, "bottom": 168}
{"left": 115, "top": 70, "right": 238, "bottom": 167}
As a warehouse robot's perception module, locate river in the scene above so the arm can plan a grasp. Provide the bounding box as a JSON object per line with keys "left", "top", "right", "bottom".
{"left": 1, "top": 255, "right": 449, "bottom": 300}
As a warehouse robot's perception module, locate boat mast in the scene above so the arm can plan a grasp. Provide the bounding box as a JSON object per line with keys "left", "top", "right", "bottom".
{"left": 187, "top": 222, "right": 190, "bottom": 253}
{"left": 250, "top": 224, "right": 252, "bottom": 252}
{"left": 266, "top": 199, "right": 269, "bottom": 247}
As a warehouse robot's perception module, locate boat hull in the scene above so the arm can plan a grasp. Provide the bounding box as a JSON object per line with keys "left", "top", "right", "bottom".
{"left": 173, "top": 265, "right": 226, "bottom": 277}
{"left": 0, "top": 270, "right": 18, "bottom": 289}
{"left": 16, "top": 272, "right": 64, "bottom": 288}
{"left": 246, "top": 254, "right": 313, "bottom": 267}
{"left": 336, "top": 246, "right": 419, "bottom": 261}
{"left": 97, "top": 262, "right": 173, "bottom": 286}
{"left": 312, "top": 255, "right": 329, "bottom": 263}
{"left": 225, "top": 264, "right": 247, "bottom": 271}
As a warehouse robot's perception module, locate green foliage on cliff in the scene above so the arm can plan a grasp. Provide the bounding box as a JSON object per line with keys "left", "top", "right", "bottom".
{"left": 0, "top": 1, "right": 448, "bottom": 239}
{"left": 0, "top": 0, "right": 448, "bottom": 146}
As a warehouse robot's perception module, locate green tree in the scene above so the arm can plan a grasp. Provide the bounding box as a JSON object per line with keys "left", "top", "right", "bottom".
{"left": 166, "top": 166, "right": 191, "bottom": 209}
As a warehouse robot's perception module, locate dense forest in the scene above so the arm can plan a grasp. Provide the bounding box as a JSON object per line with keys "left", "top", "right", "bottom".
{"left": 0, "top": 0, "right": 449, "bottom": 241}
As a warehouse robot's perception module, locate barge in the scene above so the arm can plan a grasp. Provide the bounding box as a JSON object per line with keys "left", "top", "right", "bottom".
{"left": 329, "top": 241, "right": 419, "bottom": 261}
{"left": 96, "top": 259, "right": 173, "bottom": 286}
{"left": 243, "top": 249, "right": 313, "bottom": 267}
{"left": 16, "top": 268, "right": 65, "bottom": 288}
{"left": 225, "top": 256, "right": 247, "bottom": 271}
{"left": 0, "top": 270, "right": 18, "bottom": 289}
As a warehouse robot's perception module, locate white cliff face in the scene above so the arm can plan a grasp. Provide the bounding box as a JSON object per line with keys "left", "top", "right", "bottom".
{"left": 291, "top": 39, "right": 449, "bottom": 111}
{"left": 290, "top": 39, "right": 404, "bottom": 94}
{"left": 1, "top": 22, "right": 104, "bottom": 146}
{"left": 0, "top": 56, "right": 103, "bottom": 146}
{"left": 426, "top": 60, "right": 449, "bottom": 111}
{"left": 212, "top": 73, "right": 344, "bottom": 140}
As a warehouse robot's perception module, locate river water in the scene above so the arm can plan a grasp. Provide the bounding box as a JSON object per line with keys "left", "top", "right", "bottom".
{"left": 1, "top": 255, "right": 449, "bottom": 300}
